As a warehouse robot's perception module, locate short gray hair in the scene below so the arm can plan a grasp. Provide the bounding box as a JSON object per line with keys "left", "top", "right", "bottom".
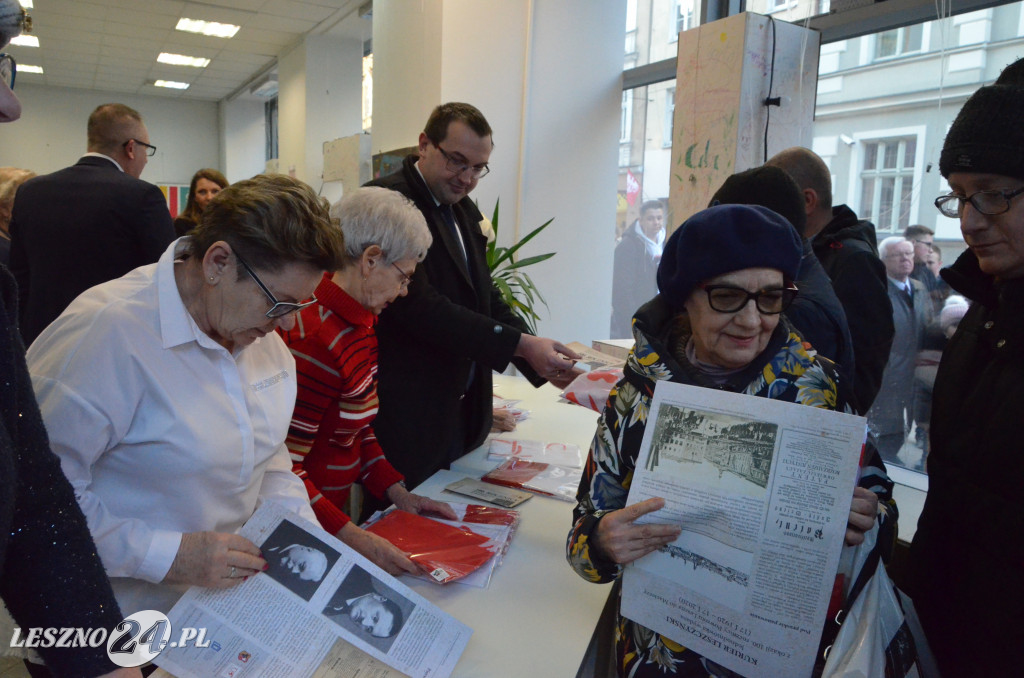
{"left": 331, "top": 187, "right": 432, "bottom": 268}
{"left": 878, "top": 236, "right": 909, "bottom": 260}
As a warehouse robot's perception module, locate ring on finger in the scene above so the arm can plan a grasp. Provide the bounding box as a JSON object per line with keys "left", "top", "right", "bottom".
{"left": 229, "top": 566, "right": 237, "bottom": 578}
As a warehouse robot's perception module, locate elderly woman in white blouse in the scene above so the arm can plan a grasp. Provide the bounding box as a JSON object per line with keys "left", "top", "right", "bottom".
{"left": 27, "top": 174, "right": 346, "bottom": 616}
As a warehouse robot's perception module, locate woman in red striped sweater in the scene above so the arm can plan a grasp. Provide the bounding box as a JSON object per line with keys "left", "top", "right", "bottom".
{"left": 281, "top": 187, "right": 457, "bottom": 575}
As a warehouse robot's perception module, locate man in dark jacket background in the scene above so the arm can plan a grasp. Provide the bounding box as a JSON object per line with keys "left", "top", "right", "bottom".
{"left": 9, "top": 103, "right": 174, "bottom": 345}
{"left": 610, "top": 199, "right": 664, "bottom": 339}
{"left": 768, "top": 147, "right": 894, "bottom": 413}
{"left": 366, "top": 102, "right": 579, "bottom": 490}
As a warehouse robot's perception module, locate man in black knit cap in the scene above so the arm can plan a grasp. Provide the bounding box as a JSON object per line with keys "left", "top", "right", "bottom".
{"left": 906, "top": 56, "right": 1024, "bottom": 676}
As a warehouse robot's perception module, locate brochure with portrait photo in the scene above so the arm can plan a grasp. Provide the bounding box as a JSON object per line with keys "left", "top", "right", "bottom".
{"left": 155, "top": 501, "right": 472, "bottom": 678}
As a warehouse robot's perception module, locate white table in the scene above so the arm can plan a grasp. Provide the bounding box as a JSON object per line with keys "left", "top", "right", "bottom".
{"left": 399, "top": 374, "right": 609, "bottom": 678}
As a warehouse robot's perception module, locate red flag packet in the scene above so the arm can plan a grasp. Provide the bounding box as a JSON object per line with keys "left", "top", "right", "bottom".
{"left": 480, "top": 458, "right": 581, "bottom": 502}
{"left": 364, "top": 510, "right": 494, "bottom": 584}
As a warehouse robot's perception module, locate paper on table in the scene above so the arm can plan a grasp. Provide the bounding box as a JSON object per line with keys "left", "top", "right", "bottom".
{"left": 155, "top": 502, "right": 472, "bottom": 678}
{"left": 487, "top": 438, "right": 583, "bottom": 469}
{"left": 480, "top": 458, "right": 581, "bottom": 503}
{"left": 443, "top": 477, "right": 533, "bottom": 508}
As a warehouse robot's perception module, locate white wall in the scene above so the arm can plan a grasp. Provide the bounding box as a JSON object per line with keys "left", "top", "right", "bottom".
{"left": 0, "top": 84, "right": 220, "bottom": 185}
{"left": 220, "top": 97, "right": 266, "bottom": 183}
{"left": 304, "top": 35, "right": 365, "bottom": 192}
{"left": 277, "top": 42, "right": 308, "bottom": 182}
{"left": 373, "top": 0, "right": 624, "bottom": 344}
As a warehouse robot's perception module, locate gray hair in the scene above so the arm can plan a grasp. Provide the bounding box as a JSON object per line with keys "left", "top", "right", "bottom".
{"left": 878, "top": 236, "right": 909, "bottom": 260}
{"left": 330, "top": 186, "right": 432, "bottom": 268}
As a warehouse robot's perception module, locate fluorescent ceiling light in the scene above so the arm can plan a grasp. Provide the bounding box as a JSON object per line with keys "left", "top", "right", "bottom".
{"left": 154, "top": 80, "right": 190, "bottom": 90}
{"left": 176, "top": 18, "right": 240, "bottom": 39}
{"left": 157, "top": 52, "right": 210, "bottom": 68}
{"left": 10, "top": 35, "right": 38, "bottom": 47}
{"left": 19, "top": 64, "right": 43, "bottom": 74}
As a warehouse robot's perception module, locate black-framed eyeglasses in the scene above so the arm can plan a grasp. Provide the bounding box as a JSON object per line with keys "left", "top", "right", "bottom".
{"left": 697, "top": 283, "right": 798, "bottom": 315}
{"left": 124, "top": 138, "right": 157, "bottom": 157}
{"left": 391, "top": 262, "right": 412, "bottom": 289}
{"left": 0, "top": 54, "right": 15, "bottom": 91}
{"left": 234, "top": 252, "right": 318, "bottom": 319}
{"left": 432, "top": 142, "right": 490, "bottom": 179}
{"left": 934, "top": 186, "right": 1024, "bottom": 218}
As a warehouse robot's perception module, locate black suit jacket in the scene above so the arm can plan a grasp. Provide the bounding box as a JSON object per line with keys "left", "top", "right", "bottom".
{"left": 9, "top": 155, "right": 175, "bottom": 345}
{"left": 366, "top": 156, "right": 543, "bottom": 488}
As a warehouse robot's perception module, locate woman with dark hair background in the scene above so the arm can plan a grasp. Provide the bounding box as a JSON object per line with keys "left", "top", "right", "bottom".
{"left": 174, "top": 168, "right": 228, "bottom": 237}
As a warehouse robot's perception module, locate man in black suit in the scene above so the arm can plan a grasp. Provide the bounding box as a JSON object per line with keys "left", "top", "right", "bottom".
{"left": 9, "top": 102, "right": 174, "bottom": 344}
{"left": 366, "top": 102, "right": 579, "bottom": 490}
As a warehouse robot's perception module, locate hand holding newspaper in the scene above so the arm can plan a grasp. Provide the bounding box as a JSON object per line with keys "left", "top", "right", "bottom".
{"left": 154, "top": 502, "right": 472, "bottom": 678}
{"left": 620, "top": 381, "right": 866, "bottom": 678}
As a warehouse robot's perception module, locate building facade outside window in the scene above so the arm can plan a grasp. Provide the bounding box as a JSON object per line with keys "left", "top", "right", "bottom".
{"left": 616, "top": 1, "right": 1024, "bottom": 487}
{"left": 857, "top": 135, "right": 920, "bottom": 235}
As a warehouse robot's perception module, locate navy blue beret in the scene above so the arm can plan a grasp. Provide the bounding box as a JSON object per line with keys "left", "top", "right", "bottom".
{"left": 656, "top": 203, "right": 802, "bottom": 311}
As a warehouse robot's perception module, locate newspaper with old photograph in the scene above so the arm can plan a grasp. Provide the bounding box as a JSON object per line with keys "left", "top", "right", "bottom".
{"left": 154, "top": 501, "right": 472, "bottom": 678}
{"left": 621, "top": 381, "right": 866, "bottom": 677}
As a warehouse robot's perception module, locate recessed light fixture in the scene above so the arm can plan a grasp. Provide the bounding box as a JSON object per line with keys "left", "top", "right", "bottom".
{"left": 19, "top": 64, "right": 43, "bottom": 74}
{"left": 157, "top": 52, "right": 210, "bottom": 68}
{"left": 154, "top": 80, "right": 190, "bottom": 90}
{"left": 9, "top": 35, "right": 38, "bottom": 47}
{"left": 176, "top": 18, "right": 240, "bottom": 39}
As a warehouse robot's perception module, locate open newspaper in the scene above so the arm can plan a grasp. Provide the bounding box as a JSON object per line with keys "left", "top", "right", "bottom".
{"left": 154, "top": 502, "right": 472, "bottom": 678}
{"left": 621, "top": 381, "right": 865, "bottom": 677}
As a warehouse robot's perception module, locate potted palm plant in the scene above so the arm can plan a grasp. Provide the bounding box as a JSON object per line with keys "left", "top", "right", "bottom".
{"left": 483, "top": 199, "right": 555, "bottom": 335}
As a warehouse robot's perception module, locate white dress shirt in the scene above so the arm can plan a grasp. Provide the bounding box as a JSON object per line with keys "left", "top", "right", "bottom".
{"left": 28, "top": 239, "right": 316, "bottom": 614}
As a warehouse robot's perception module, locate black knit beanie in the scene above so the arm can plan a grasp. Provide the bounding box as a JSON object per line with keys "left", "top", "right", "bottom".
{"left": 657, "top": 204, "right": 802, "bottom": 311}
{"left": 709, "top": 165, "right": 808, "bottom": 237}
{"left": 940, "top": 56, "right": 1024, "bottom": 180}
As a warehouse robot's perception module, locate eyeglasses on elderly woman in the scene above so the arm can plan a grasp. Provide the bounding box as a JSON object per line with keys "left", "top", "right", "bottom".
{"left": 696, "top": 282, "right": 798, "bottom": 315}
{"left": 235, "top": 251, "right": 318, "bottom": 318}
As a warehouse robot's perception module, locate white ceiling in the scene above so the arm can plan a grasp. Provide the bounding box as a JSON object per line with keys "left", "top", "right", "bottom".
{"left": 6, "top": 0, "right": 371, "bottom": 102}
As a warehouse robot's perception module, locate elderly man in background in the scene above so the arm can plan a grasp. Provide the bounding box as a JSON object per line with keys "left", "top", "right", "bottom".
{"left": 868, "top": 237, "right": 934, "bottom": 466}
{"left": 0, "top": 3, "right": 140, "bottom": 676}
{"left": 907, "top": 56, "right": 1024, "bottom": 676}
{"left": 28, "top": 174, "right": 345, "bottom": 617}
{"left": 10, "top": 102, "right": 174, "bottom": 345}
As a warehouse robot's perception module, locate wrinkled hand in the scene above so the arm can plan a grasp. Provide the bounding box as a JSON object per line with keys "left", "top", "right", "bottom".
{"left": 163, "top": 531, "right": 264, "bottom": 589}
{"left": 387, "top": 483, "right": 459, "bottom": 521}
{"left": 337, "top": 522, "right": 418, "bottom": 576}
{"left": 593, "top": 497, "right": 682, "bottom": 565}
{"left": 491, "top": 407, "right": 517, "bottom": 432}
{"left": 845, "top": 486, "right": 879, "bottom": 546}
{"left": 514, "top": 334, "right": 581, "bottom": 384}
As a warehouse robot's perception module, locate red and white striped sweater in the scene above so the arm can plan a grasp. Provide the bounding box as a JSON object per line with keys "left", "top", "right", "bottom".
{"left": 280, "top": 274, "right": 403, "bottom": 534}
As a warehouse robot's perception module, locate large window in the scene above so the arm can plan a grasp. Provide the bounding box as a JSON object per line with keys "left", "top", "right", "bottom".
{"left": 875, "top": 25, "right": 924, "bottom": 59}
{"left": 857, "top": 136, "right": 918, "bottom": 234}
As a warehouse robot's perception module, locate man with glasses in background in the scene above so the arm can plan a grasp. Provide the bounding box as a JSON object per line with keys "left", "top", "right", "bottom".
{"left": 907, "top": 56, "right": 1024, "bottom": 677}
{"left": 9, "top": 102, "right": 174, "bottom": 345}
{"left": 867, "top": 237, "right": 934, "bottom": 467}
{"left": 365, "top": 102, "right": 580, "bottom": 493}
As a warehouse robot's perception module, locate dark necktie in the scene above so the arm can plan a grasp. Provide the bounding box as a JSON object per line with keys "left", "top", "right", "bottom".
{"left": 440, "top": 205, "right": 468, "bottom": 264}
